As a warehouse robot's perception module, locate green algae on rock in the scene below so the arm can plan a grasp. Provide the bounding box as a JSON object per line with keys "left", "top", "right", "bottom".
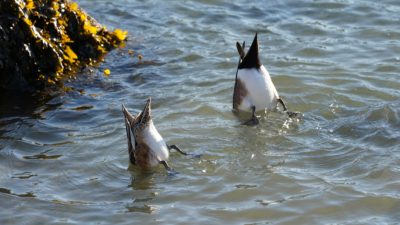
{"left": 0, "top": 0, "right": 128, "bottom": 92}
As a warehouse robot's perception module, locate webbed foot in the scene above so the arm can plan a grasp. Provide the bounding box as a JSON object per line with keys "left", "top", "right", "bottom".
{"left": 242, "top": 106, "right": 259, "bottom": 126}
{"left": 243, "top": 115, "right": 259, "bottom": 126}
{"left": 286, "top": 111, "right": 301, "bottom": 118}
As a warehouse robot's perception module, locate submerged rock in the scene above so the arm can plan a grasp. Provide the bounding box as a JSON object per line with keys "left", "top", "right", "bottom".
{"left": 0, "top": 0, "right": 127, "bottom": 92}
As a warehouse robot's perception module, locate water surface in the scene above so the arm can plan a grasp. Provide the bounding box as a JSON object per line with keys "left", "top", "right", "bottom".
{"left": 1, "top": 0, "right": 400, "bottom": 224}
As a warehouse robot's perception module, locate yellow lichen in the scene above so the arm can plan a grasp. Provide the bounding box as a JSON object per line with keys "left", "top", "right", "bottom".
{"left": 97, "top": 45, "right": 106, "bottom": 54}
{"left": 54, "top": 73, "right": 62, "bottom": 81}
{"left": 52, "top": 2, "right": 61, "bottom": 17}
{"left": 113, "top": 29, "right": 128, "bottom": 41}
{"left": 61, "top": 34, "right": 73, "bottom": 44}
{"left": 69, "top": 2, "right": 79, "bottom": 11}
{"left": 79, "top": 13, "right": 87, "bottom": 22}
{"left": 47, "top": 77, "right": 56, "bottom": 85}
{"left": 103, "top": 69, "right": 111, "bottom": 76}
{"left": 57, "top": 18, "right": 67, "bottom": 28}
{"left": 26, "top": 0, "right": 35, "bottom": 10}
{"left": 52, "top": 2, "right": 59, "bottom": 11}
{"left": 64, "top": 46, "right": 78, "bottom": 63}
{"left": 23, "top": 17, "right": 33, "bottom": 26}
{"left": 83, "top": 21, "right": 98, "bottom": 35}
{"left": 138, "top": 54, "right": 143, "bottom": 60}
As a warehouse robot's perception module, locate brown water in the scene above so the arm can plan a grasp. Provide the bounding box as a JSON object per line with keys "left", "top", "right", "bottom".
{"left": 1, "top": 0, "right": 400, "bottom": 224}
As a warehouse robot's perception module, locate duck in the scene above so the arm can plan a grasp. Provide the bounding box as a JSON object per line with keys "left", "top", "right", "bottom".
{"left": 122, "top": 97, "right": 187, "bottom": 171}
{"left": 232, "top": 33, "right": 297, "bottom": 125}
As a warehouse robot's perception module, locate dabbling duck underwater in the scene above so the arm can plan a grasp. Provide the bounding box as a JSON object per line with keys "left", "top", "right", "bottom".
{"left": 122, "top": 97, "right": 195, "bottom": 173}
{"left": 233, "top": 33, "right": 300, "bottom": 125}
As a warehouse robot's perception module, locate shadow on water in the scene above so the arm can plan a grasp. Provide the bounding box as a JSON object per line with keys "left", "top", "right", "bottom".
{"left": 0, "top": 91, "right": 55, "bottom": 119}
{"left": 0, "top": 64, "right": 125, "bottom": 142}
{"left": 0, "top": 90, "right": 60, "bottom": 148}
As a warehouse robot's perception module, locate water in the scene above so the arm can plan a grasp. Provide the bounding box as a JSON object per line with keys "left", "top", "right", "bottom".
{"left": 1, "top": 0, "right": 400, "bottom": 224}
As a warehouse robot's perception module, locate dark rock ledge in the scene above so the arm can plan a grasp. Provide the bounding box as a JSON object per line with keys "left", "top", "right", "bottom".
{"left": 0, "top": 0, "right": 127, "bottom": 92}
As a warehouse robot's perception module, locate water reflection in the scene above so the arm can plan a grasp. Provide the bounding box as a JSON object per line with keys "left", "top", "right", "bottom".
{"left": 126, "top": 168, "right": 161, "bottom": 214}
{"left": 128, "top": 169, "right": 157, "bottom": 190}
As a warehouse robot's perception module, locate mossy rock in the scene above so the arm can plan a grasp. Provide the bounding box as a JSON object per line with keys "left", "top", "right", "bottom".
{"left": 0, "top": 0, "right": 127, "bottom": 92}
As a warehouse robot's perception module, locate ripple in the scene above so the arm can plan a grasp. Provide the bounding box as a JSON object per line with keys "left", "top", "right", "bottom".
{"left": 125, "top": 204, "right": 156, "bottom": 214}
{"left": 11, "top": 172, "right": 37, "bottom": 179}
{"left": 23, "top": 153, "right": 62, "bottom": 160}
{"left": 69, "top": 105, "right": 94, "bottom": 111}
{"left": 0, "top": 187, "right": 36, "bottom": 198}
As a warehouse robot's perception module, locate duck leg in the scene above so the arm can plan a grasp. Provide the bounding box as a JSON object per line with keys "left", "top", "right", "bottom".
{"left": 168, "top": 145, "right": 202, "bottom": 158}
{"left": 243, "top": 106, "right": 259, "bottom": 126}
{"left": 168, "top": 144, "right": 187, "bottom": 156}
{"left": 277, "top": 98, "right": 299, "bottom": 118}
{"left": 160, "top": 160, "right": 179, "bottom": 175}
{"left": 160, "top": 160, "right": 172, "bottom": 171}
{"left": 277, "top": 98, "right": 288, "bottom": 111}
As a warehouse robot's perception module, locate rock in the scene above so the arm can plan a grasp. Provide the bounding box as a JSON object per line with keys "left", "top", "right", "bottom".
{"left": 0, "top": 0, "right": 128, "bottom": 92}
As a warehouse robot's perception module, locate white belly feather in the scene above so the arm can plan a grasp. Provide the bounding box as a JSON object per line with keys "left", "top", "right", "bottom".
{"left": 237, "top": 65, "right": 279, "bottom": 112}
{"left": 142, "top": 121, "right": 169, "bottom": 166}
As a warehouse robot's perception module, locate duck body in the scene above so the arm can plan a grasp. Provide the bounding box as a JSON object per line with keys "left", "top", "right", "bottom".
{"left": 136, "top": 120, "right": 169, "bottom": 167}
{"left": 235, "top": 65, "right": 279, "bottom": 112}
{"left": 233, "top": 33, "right": 281, "bottom": 125}
{"left": 122, "top": 98, "right": 170, "bottom": 170}
{"left": 123, "top": 97, "right": 191, "bottom": 172}
{"left": 233, "top": 33, "right": 299, "bottom": 124}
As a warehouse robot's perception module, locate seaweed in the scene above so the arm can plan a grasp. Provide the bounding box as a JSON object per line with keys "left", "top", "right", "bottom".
{"left": 0, "top": 0, "right": 128, "bottom": 92}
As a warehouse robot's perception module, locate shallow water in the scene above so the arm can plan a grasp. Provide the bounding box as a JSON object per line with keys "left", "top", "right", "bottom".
{"left": 1, "top": 0, "right": 400, "bottom": 224}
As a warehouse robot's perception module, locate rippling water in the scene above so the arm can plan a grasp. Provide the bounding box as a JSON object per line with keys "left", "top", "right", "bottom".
{"left": 1, "top": 0, "right": 400, "bottom": 224}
